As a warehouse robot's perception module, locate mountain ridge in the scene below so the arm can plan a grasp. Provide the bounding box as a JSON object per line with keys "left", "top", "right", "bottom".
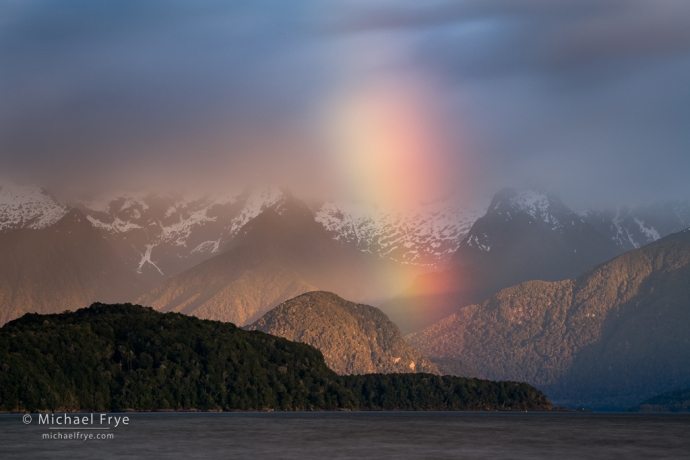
{"left": 381, "top": 188, "right": 623, "bottom": 333}
{"left": 138, "top": 196, "right": 424, "bottom": 326}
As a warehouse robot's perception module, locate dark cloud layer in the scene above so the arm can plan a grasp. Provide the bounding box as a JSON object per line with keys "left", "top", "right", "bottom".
{"left": 1, "top": 0, "right": 689, "bottom": 208}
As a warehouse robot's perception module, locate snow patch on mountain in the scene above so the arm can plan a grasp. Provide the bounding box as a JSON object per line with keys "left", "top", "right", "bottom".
{"left": 160, "top": 208, "right": 217, "bottom": 247}
{"left": 315, "top": 199, "right": 482, "bottom": 266}
{"left": 79, "top": 197, "right": 112, "bottom": 214}
{"left": 81, "top": 192, "right": 219, "bottom": 246}
{"left": 138, "top": 244, "right": 163, "bottom": 275}
{"left": 228, "top": 188, "right": 285, "bottom": 236}
{"left": 634, "top": 218, "right": 660, "bottom": 241}
{"left": 0, "top": 183, "right": 69, "bottom": 231}
{"left": 87, "top": 215, "right": 143, "bottom": 233}
{"left": 192, "top": 240, "right": 221, "bottom": 254}
{"left": 611, "top": 209, "right": 639, "bottom": 249}
{"left": 467, "top": 233, "right": 491, "bottom": 252}
{"left": 493, "top": 189, "right": 570, "bottom": 231}
{"left": 580, "top": 202, "right": 690, "bottom": 251}
{"left": 501, "top": 190, "right": 550, "bottom": 218}
{"left": 74, "top": 187, "right": 294, "bottom": 282}
{"left": 460, "top": 188, "right": 609, "bottom": 258}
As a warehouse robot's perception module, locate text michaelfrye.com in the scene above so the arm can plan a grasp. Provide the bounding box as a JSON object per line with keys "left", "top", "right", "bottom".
{"left": 22, "top": 413, "right": 129, "bottom": 441}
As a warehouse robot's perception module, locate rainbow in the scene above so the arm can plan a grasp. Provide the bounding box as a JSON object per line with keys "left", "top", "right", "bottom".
{"left": 326, "top": 75, "right": 457, "bottom": 209}
{"left": 321, "top": 70, "right": 473, "bottom": 328}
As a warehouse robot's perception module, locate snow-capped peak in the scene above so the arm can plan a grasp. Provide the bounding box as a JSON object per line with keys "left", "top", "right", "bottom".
{"left": 0, "top": 183, "right": 69, "bottom": 232}
{"left": 315, "top": 198, "right": 483, "bottom": 266}
{"left": 488, "top": 188, "right": 577, "bottom": 232}
{"left": 501, "top": 190, "right": 551, "bottom": 217}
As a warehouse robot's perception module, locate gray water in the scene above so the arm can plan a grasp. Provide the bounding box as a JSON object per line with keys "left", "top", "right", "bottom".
{"left": 1, "top": 412, "right": 689, "bottom": 459}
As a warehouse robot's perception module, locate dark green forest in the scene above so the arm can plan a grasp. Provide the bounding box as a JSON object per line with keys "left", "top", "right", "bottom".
{"left": 0, "top": 303, "right": 551, "bottom": 412}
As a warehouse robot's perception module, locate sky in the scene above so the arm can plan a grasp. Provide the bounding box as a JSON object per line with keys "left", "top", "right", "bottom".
{"left": 1, "top": 0, "right": 690, "bottom": 209}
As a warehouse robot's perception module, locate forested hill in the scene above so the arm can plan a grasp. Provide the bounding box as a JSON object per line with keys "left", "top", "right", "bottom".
{"left": 248, "top": 291, "right": 439, "bottom": 375}
{"left": 0, "top": 304, "right": 552, "bottom": 412}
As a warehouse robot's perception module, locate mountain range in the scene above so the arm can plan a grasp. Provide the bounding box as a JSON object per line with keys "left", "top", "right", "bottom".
{"left": 77, "top": 189, "right": 483, "bottom": 288}
{"left": 2, "top": 181, "right": 687, "bottom": 329}
{"left": 381, "top": 188, "right": 624, "bottom": 333}
{"left": 2, "top": 180, "right": 690, "bottom": 409}
{"left": 76, "top": 186, "right": 690, "bottom": 291}
{"left": 407, "top": 228, "right": 690, "bottom": 409}
{"left": 631, "top": 387, "right": 690, "bottom": 412}
{"left": 136, "top": 196, "right": 424, "bottom": 326}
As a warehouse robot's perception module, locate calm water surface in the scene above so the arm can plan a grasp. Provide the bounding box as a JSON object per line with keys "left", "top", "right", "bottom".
{"left": 1, "top": 412, "right": 689, "bottom": 459}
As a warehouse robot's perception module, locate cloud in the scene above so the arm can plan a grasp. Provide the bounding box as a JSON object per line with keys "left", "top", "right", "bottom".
{"left": 1, "top": 0, "right": 689, "bottom": 208}
{"left": 334, "top": 0, "right": 690, "bottom": 77}
{"left": 0, "top": 1, "right": 332, "bottom": 194}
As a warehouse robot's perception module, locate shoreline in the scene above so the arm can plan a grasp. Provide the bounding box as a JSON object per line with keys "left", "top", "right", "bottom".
{"left": 2, "top": 408, "right": 596, "bottom": 415}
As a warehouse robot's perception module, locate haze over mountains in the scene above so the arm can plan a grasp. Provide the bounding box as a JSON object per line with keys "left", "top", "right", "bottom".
{"left": 2, "top": 181, "right": 687, "bottom": 329}
{"left": 3, "top": 181, "right": 483, "bottom": 326}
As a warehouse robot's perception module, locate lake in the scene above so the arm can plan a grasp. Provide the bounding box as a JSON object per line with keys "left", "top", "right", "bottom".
{"left": 1, "top": 412, "right": 689, "bottom": 459}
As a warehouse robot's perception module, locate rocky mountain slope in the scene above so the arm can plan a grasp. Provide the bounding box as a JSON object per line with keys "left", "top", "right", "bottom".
{"left": 580, "top": 201, "right": 690, "bottom": 251}
{"left": 138, "top": 197, "right": 423, "bottom": 326}
{"left": 381, "top": 188, "right": 623, "bottom": 333}
{"left": 77, "top": 188, "right": 290, "bottom": 289}
{"left": 407, "top": 228, "right": 690, "bottom": 409}
{"left": 0, "top": 204, "right": 139, "bottom": 325}
{"left": 247, "top": 291, "right": 439, "bottom": 375}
